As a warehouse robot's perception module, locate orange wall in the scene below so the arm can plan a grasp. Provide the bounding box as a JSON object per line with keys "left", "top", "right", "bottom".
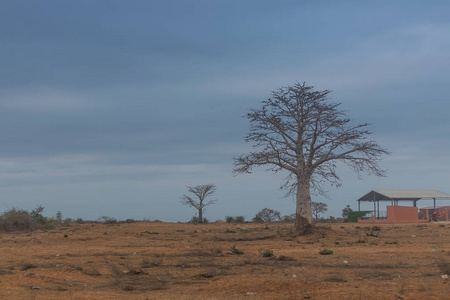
{"left": 358, "top": 205, "right": 426, "bottom": 224}
{"left": 387, "top": 206, "right": 419, "bottom": 223}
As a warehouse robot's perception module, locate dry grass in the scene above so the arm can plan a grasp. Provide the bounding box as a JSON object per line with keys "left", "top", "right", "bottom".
{"left": 0, "top": 221, "right": 449, "bottom": 299}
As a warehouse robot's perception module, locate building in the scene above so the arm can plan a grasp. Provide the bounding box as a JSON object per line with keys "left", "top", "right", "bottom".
{"left": 356, "top": 190, "right": 450, "bottom": 224}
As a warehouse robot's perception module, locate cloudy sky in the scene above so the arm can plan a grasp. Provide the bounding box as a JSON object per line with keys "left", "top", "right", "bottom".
{"left": 1, "top": 1, "right": 450, "bottom": 221}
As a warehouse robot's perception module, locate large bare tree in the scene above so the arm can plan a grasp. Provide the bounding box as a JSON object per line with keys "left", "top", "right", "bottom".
{"left": 180, "top": 184, "right": 217, "bottom": 223}
{"left": 233, "top": 82, "right": 389, "bottom": 231}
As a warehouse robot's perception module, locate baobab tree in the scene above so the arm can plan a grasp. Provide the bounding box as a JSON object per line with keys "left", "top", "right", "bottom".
{"left": 233, "top": 82, "right": 389, "bottom": 231}
{"left": 180, "top": 184, "right": 217, "bottom": 223}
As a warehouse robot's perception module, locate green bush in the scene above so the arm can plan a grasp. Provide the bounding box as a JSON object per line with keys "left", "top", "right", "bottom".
{"left": 319, "top": 249, "right": 333, "bottom": 255}
{"left": 225, "top": 216, "right": 245, "bottom": 223}
{"left": 230, "top": 245, "right": 244, "bottom": 255}
{"left": 260, "top": 250, "right": 274, "bottom": 257}
{"left": 347, "top": 211, "right": 371, "bottom": 222}
{"left": 234, "top": 216, "right": 245, "bottom": 223}
{"left": 225, "top": 216, "right": 234, "bottom": 223}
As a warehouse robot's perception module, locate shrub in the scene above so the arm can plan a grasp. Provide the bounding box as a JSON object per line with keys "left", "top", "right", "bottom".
{"left": 319, "top": 249, "right": 333, "bottom": 255}
{"left": 225, "top": 216, "right": 234, "bottom": 223}
{"left": 354, "top": 239, "right": 367, "bottom": 244}
{"left": 55, "top": 211, "right": 63, "bottom": 225}
{"left": 385, "top": 240, "right": 398, "bottom": 245}
{"left": 0, "top": 207, "right": 53, "bottom": 232}
{"left": 230, "top": 245, "right": 244, "bottom": 255}
{"left": 234, "top": 216, "right": 245, "bottom": 223}
{"left": 98, "top": 216, "right": 118, "bottom": 224}
{"left": 0, "top": 208, "right": 38, "bottom": 232}
{"left": 252, "top": 208, "right": 281, "bottom": 223}
{"left": 347, "top": 211, "right": 371, "bottom": 222}
{"left": 260, "top": 250, "right": 274, "bottom": 257}
{"left": 30, "top": 205, "right": 48, "bottom": 224}
{"left": 282, "top": 214, "right": 295, "bottom": 223}
{"left": 190, "top": 216, "right": 209, "bottom": 223}
{"left": 225, "top": 216, "right": 245, "bottom": 223}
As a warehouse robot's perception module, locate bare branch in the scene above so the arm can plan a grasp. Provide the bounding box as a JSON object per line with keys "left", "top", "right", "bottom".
{"left": 233, "top": 82, "right": 389, "bottom": 230}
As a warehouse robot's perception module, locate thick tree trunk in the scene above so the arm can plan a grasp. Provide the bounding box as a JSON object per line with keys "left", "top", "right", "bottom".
{"left": 294, "top": 179, "right": 313, "bottom": 231}
{"left": 198, "top": 208, "right": 203, "bottom": 223}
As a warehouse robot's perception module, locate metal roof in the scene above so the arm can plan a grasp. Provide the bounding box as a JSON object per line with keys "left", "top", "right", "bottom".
{"left": 357, "top": 190, "right": 450, "bottom": 202}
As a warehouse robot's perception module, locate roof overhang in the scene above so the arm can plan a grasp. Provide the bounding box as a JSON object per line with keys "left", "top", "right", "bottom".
{"left": 357, "top": 190, "right": 450, "bottom": 202}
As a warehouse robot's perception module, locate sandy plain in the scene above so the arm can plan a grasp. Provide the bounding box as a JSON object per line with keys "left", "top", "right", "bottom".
{"left": 0, "top": 221, "right": 449, "bottom": 299}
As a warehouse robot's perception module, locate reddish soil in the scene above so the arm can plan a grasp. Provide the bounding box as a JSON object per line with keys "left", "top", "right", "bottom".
{"left": 0, "top": 221, "right": 449, "bottom": 299}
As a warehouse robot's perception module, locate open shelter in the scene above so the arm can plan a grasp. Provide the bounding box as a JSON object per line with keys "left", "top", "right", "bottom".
{"left": 356, "top": 190, "right": 450, "bottom": 222}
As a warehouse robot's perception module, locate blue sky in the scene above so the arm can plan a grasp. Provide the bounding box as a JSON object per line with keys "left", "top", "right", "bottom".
{"left": 1, "top": 1, "right": 450, "bottom": 221}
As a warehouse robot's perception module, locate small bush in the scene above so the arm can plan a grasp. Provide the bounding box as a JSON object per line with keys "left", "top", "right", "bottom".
{"left": 235, "top": 216, "right": 245, "bottom": 223}
{"left": 385, "top": 241, "right": 399, "bottom": 245}
{"left": 282, "top": 214, "right": 295, "bottom": 223}
{"left": 260, "top": 250, "right": 274, "bottom": 257}
{"left": 347, "top": 211, "right": 371, "bottom": 222}
{"left": 225, "top": 216, "right": 245, "bottom": 223}
{"left": 98, "top": 216, "right": 118, "bottom": 224}
{"left": 319, "top": 249, "right": 333, "bottom": 255}
{"left": 190, "top": 216, "right": 209, "bottom": 223}
{"left": 225, "top": 229, "right": 236, "bottom": 233}
{"left": 230, "top": 245, "right": 244, "bottom": 255}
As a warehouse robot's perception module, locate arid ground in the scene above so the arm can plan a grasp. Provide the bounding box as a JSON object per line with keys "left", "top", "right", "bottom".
{"left": 0, "top": 221, "right": 449, "bottom": 299}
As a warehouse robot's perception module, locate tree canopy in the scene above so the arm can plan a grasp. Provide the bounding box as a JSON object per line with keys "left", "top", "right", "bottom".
{"left": 234, "top": 82, "right": 389, "bottom": 231}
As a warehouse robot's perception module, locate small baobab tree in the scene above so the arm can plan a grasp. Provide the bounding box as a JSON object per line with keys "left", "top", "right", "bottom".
{"left": 233, "top": 82, "right": 389, "bottom": 231}
{"left": 180, "top": 184, "right": 217, "bottom": 223}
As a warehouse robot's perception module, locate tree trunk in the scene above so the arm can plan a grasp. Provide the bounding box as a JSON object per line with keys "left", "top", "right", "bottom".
{"left": 294, "top": 179, "right": 313, "bottom": 231}
{"left": 198, "top": 208, "right": 203, "bottom": 223}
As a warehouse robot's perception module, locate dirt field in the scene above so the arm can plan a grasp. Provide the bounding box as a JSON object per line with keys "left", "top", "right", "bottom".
{"left": 0, "top": 221, "right": 448, "bottom": 299}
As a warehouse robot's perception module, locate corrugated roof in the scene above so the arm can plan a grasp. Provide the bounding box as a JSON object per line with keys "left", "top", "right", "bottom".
{"left": 357, "top": 190, "right": 450, "bottom": 202}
